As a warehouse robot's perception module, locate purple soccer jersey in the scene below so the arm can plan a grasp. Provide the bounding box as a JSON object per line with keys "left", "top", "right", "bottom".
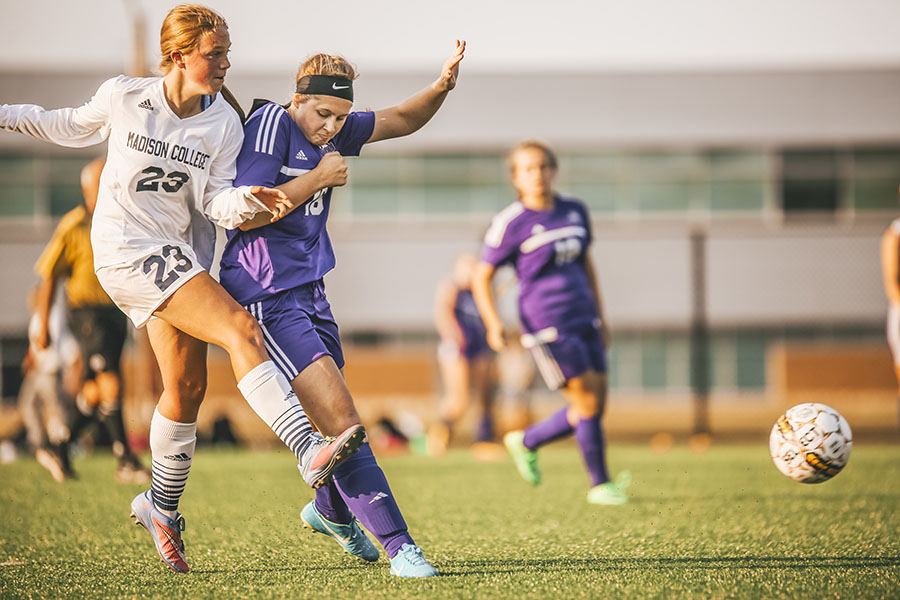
{"left": 219, "top": 104, "right": 375, "bottom": 305}
{"left": 480, "top": 195, "right": 598, "bottom": 334}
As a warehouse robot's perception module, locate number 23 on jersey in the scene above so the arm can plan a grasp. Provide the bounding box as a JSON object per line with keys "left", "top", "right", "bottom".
{"left": 135, "top": 165, "right": 190, "bottom": 193}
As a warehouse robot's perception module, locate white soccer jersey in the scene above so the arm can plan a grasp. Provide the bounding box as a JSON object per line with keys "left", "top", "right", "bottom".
{"left": 0, "top": 76, "right": 265, "bottom": 270}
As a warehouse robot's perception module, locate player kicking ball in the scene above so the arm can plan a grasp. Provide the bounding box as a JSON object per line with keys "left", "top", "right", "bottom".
{"left": 219, "top": 42, "right": 465, "bottom": 577}
{"left": 472, "top": 141, "right": 631, "bottom": 506}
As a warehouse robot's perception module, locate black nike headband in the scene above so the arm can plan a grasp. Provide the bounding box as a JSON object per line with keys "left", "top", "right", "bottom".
{"left": 295, "top": 75, "right": 354, "bottom": 101}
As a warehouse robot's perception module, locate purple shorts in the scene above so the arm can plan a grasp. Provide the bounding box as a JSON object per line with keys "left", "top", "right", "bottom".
{"left": 245, "top": 279, "right": 343, "bottom": 382}
{"left": 521, "top": 321, "right": 607, "bottom": 390}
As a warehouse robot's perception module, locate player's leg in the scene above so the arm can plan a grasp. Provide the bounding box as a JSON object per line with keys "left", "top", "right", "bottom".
{"left": 470, "top": 355, "right": 496, "bottom": 443}
{"left": 560, "top": 369, "right": 610, "bottom": 486}
{"left": 291, "top": 356, "right": 438, "bottom": 573}
{"left": 255, "top": 289, "right": 435, "bottom": 576}
{"left": 560, "top": 329, "right": 628, "bottom": 505}
{"left": 502, "top": 335, "right": 578, "bottom": 485}
{"left": 74, "top": 305, "right": 149, "bottom": 482}
{"left": 497, "top": 341, "right": 535, "bottom": 431}
{"left": 129, "top": 319, "right": 206, "bottom": 574}
{"left": 128, "top": 267, "right": 362, "bottom": 487}
{"left": 887, "top": 304, "right": 900, "bottom": 430}
{"left": 433, "top": 348, "right": 470, "bottom": 454}
{"left": 18, "top": 371, "right": 66, "bottom": 482}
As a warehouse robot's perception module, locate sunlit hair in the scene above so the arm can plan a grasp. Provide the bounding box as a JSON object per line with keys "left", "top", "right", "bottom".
{"left": 294, "top": 54, "right": 358, "bottom": 103}
{"left": 158, "top": 4, "right": 227, "bottom": 74}
{"left": 507, "top": 140, "right": 559, "bottom": 173}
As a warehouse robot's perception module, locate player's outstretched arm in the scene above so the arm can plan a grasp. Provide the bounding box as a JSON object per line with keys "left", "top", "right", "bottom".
{"left": 367, "top": 40, "right": 465, "bottom": 144}
{"left": 471, "top": 260, "right": 507, "bottom": 352}
{"left": 0, "top": 78, "right": 116, "bottom": 147}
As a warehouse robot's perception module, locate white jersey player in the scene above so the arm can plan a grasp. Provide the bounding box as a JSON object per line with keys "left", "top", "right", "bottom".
{"left": 0, "top": 4, "right": 366, "bottom": 574}
{"left": 3, "top": 74, "right": 258, "bottom": 323}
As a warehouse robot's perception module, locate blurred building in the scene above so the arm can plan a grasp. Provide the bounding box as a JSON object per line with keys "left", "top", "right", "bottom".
{"left": 1, "top": 67, "right": 899, "bottom": 429}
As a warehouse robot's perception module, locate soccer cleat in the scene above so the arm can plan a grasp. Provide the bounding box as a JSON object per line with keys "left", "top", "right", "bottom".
{"left": 503, "top": 430, "right": 541, "bottom": 485}
{"left": 389, "top": 543, "right": 439, "bottom": 578}
{"left": 298, "top": 424, "right": 367, "bottom": 489}
{"left": 300, "top": 500, "right": 379, "bottom": 562}
{"left": 586, "top": 471, "right": 632, "bottom": 505}
{"left": 35, "top": 447, "right": 67, "bottom": 483}
{"left": 129, "top": 490, "right": 189, "bottom": 573}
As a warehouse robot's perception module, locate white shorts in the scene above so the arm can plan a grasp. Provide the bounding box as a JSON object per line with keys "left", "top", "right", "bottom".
{"left": 96, "top": 243, "right": 206, "bottom": 328}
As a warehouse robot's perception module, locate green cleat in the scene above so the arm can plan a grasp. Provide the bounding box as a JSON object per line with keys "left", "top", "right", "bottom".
{"left": 503, "top": 430, "right": 541, "bottom": 485}
{"left": 586, "top": 470, "right": 631, "bottom": 505}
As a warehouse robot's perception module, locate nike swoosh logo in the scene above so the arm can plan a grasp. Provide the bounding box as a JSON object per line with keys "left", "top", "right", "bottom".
{"left": 321, "top": 520, "right": 350, "bottom": 544}
{"left": 332, "top": 83, "right": 350, "bottom": 90}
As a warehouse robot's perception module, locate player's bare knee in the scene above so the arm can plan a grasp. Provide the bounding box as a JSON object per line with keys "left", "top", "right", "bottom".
{"left": 223, "top": 310, "right": 266, "bottom": 356}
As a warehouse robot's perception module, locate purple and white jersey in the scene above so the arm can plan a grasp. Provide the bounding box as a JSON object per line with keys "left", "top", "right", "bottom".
{"left": 219, "top": 103, "right": 375, "bottom": 305}
{"left": 480, "top": 195, "right": 597, "bottom": 334}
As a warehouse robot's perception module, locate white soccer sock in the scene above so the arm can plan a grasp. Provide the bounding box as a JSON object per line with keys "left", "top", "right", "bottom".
{"left": 149, "top": 407, "right": 196, "bottom": 519}
{"left": 237, "top": 361, "right": 314, "bottom": 462}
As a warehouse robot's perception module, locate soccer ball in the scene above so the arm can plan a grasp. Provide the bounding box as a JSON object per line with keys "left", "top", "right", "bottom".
{"left": 769, "top": 403, "right": 852, "bottom": 483}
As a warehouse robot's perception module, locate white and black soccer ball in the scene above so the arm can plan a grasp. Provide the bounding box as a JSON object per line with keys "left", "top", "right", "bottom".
{"left": 769, "top": 403, "right": 852, "bottom": 484}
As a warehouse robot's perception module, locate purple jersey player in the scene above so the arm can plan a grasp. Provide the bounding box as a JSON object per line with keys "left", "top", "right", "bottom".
{"left": 431, "top": 253, "right": 497, "bottom": 456}
{"left": 219, "top": 42, "right": 465, "bottom": 578}
{"left": 472, "top": 140, "right": 630, "bottom": 506}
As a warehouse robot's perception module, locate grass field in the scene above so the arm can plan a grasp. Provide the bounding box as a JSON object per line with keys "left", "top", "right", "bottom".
{"left": 1, "top": 441, "right": 898, "bottom": 599}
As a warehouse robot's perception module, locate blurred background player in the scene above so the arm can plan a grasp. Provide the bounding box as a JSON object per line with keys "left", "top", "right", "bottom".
{"left": 220, "top": 42, "right": 465, "bottom": 577}
{"left": 472, "top": 140, "right": 630, "bottom": 505}
{"left": 430, "top": 252, "right": 499, "bottom": 457}
{"left": 879, "top": 182, "right": 900, "bottom": 431}
{"left": 33, "top": 158, "right": 149, "bottom": 484}
{"left": 18, "top": 285, "right": 79, "bottom": 482}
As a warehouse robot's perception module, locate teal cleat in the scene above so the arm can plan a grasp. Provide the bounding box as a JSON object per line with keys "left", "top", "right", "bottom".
{"left": 300, "top": 501, "right": 379, "bottom": 562}
{"left": 586, "top": 470, "right": 632, "bottom": 505}
{"left": 503, "top": 430, "right": 541, "bottom": 485}
{"left": 389, "top": 543, "right": 439, "bottom": 578}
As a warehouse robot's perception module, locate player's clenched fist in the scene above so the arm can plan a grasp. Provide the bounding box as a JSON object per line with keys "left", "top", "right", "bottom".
{"left": 316, "top": 151, "right": 349, "bottom": 188}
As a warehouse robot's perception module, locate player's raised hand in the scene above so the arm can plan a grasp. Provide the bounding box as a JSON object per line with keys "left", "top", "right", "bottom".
{"left": 250, "top": 186, "right": 294, "bottom": 222}
{"left": 435, "top": 40, "right": 465, "bottom": 92}
{"left": 315, "top": 152, "right": 349, "bottom": 188}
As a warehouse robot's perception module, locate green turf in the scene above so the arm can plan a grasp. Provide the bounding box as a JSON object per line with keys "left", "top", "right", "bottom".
{"left": 1, "top": 442, "right": 898, "bottom": 599}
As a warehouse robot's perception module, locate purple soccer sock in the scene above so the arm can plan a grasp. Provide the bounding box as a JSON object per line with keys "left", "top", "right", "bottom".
{"left": 522, "top": 407, "right": 573, "bottom": 450}
{"left": 314, "top": 481, "right": 352, "bottom": 524}
{"left": 574, "top": 416, "right": 610, "bottom": 486}
{"left": 333, "top": 443, "right": 413, "bottom": 559}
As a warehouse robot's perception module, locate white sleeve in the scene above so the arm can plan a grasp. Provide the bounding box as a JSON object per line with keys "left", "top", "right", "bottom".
{"left": 201, "top": 116, "right": 268, "bottom": 229}
{"left": 0, "top": 77, "right": 115, "bottom": 147}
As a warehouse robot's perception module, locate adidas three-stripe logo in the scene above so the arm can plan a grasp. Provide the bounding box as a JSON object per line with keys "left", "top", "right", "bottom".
{"left": 295, "top": 150, "right": 307, "bottom": 160}
{"left": 254, "top": 104, "right": 285, "bottom": 155}
{"left": 138, "top": 98, "right": 154, "bottom": 111}
{"left": 164, "top": 452, "right": 191, "bottom": 462}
